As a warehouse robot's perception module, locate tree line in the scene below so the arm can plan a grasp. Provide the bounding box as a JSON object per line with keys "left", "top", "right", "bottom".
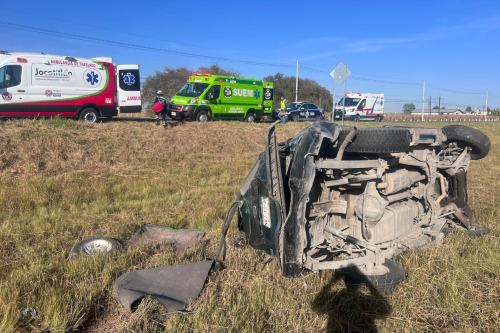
{"left": 141, "top": 65, "right": 333, "bottom": 112}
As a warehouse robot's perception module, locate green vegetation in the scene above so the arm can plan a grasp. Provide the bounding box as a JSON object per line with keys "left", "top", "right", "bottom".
{"left": 402, "top": 103, "right": 416, "bottom": 114}
{"left": 263, "top": 73, "right": 333, "bottom": 112}
{"left": 0, "top": 119, "right": 498, "bottom": 332}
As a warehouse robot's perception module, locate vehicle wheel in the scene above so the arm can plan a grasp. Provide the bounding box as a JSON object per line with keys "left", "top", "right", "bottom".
{"left": 340, "top": 259, "right": 406, "bottom": 295}
{"left": 354, "top": 115, "right": 360, "bottom": 122}
{"left": 376, "top": 116, "right": 383, "bottom": 122}
{"left": 196, "top": 110, "right": 210, "bottom": 122}
{"left": 337, "top": 127, "right": 412, "bottom": 154}
{"left": 69, "top": 237, "right": 123, "bottom": 258}
{"left": 245, "top": 112, "right": 256, "bottom": 122}
{"left": 292, "top": 114, "right": 299, "bottom": 121}
{"left": 442, "top": 125, "right": 491, "bottom": 160}
{"left": 79, "top": 108, "right": 99, "bottom": 123}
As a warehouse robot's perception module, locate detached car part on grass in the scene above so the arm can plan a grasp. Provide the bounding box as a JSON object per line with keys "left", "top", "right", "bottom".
{"left": 238, "top": 122, "right": 490, "bottom": 290}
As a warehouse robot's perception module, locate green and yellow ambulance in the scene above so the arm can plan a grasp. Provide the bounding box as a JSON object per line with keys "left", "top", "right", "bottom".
{"left": 169, "top": 73, "right": 274, "bottom": 122}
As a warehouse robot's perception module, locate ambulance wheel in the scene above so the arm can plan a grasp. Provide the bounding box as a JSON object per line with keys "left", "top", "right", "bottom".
{"left": 196, "top": 110, "right": 210, "bottom": 122}
{"left": 292, "top": 114, "right": 299, "bottom": 121}
{"left": 354, "top": 115, "right": 360, "bottom": 122}
{"left": 245, "top": 112, "right": 256, "bottom": 122}
{"left": 79, "top": 108, "right": 99, "bottom": 123}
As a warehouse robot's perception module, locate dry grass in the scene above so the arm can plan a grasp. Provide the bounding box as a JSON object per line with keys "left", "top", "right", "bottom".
{"left": 0, "top": 118, "right": 498, "bottom": 332}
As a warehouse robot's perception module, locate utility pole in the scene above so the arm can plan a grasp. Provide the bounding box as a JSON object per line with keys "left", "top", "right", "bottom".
{"left": 429, "top": 96, "right": 432, "bottom": 116}
{"left": 485, "top": 90, "right": 489, "bottom": 120}
{"left": 295, "top": 60, "right": 299, "bottom": 102}
{"left": 332, "top": 84, "right": 336, "bottom": 121}
{"left": 438, "top": 96, "right": 441, "bottom": 113}
{"left": 421, "top": 81, "right": 425, "bottom": 121}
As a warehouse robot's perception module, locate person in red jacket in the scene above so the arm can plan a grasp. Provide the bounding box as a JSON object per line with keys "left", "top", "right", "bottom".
{"left": 152, "top": 90, "right": 169, "bottom": 125}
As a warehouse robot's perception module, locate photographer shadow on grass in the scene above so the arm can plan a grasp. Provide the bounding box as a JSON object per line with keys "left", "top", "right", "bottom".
{"left": 311, "top": 266, "right": 392, "bottom": 333}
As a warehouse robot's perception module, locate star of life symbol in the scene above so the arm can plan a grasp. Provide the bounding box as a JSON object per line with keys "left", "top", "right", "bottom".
{"left": 85, "top": 69, "right": 100, "bottom": 86}
{"left": 123, "top": 72, "right": 135, "bottom": 86}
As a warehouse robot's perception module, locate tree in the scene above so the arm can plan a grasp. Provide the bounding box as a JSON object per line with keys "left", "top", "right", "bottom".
{"left": 402, "top": 103, "right": 416, "bottom": 114}
{"left": 142, "top": 67, "right": 191, "bottom": 105}
{"left": 432, "top": 105, "right": 440, "bottom": 110}
{"left": 196, "top": 65, "right": 239, "bottom": 76}
{"left": 264, "top": 73, "right": 333, "bottom": 112}
{"left": 465, "top": 106, "right": 472, "bottom": 112}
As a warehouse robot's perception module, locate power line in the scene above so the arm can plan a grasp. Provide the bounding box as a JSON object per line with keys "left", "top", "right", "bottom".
{"left": 2, "top": 20, "right": 497, "bottom": 103}
{"left": 0, "top": 21, "right": 297, "bottom": 70}
{"left": 427, "top": 84, "right": 484, "bottom": 95}
{"left": 301, "top": 64, "right": 422, "bottom": 86}
{"left": 350, "top": 75, "right": 420, "bottom": 86}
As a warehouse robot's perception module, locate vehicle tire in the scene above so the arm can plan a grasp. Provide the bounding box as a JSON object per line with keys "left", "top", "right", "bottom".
{"left": 354, "top": 115, "right": 360, "bottom": 122}
{"left": 292, "top": 114, "right": 299, "bottom": 121}
{"left": 337, "top": 127, "right": 412, "bottom": 154}
{"left": 245, "top": 112, "right": 256, "bottom": 122}
{"left": 79, "top": 107, "right": 99, "bottom": 123}
{"left": 442, "top": 125, "right": 491, "bottom": 160}
{"left": 196, "top": 110, "right": 210, "bottom": 122}
{"left": 69, "top": 237, "right": 124, "bottom": 258}
{"left": 340, "top": 259, "right": 406, "bottom": 295}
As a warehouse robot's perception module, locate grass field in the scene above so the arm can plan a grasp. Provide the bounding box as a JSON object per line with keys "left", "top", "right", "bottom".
{"left": 0, "top": 119, "right": 498, "bottom": 332}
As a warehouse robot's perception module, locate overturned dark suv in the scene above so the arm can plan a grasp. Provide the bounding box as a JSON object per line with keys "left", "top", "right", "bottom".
{"left": 238, "top": 121, "right": 490, "bottom": 290}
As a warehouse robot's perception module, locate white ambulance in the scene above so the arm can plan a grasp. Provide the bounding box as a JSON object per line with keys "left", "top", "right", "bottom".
{"left": 334, "top": 92, "right": 384, "bottom": 121}
{"left": 0, "top": 51, "right": 141, "bottom": 122}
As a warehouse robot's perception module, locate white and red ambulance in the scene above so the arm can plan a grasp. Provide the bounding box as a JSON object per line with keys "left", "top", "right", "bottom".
{"left": 334, "top": 92, "right": 385, "bottom": 121}
{"left": 0, "top": 51, "right": 141, "bottom": 122}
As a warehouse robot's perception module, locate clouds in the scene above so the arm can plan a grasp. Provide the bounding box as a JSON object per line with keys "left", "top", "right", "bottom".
{"left": 288, "top": 15, "right": 500, "bottom": 62}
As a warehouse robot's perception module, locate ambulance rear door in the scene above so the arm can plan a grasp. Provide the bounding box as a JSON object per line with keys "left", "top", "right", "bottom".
{"left": 117, "top": 64, "right": 141, "bottom": 113}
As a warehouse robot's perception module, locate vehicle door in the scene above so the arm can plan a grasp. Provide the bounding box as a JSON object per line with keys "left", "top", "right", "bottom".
{"left": 203, "top": 84, "right": 223, "bottom": 118}
{"left": 356, "top": 99, "right": 366, "bottom": 116}
{"left": 0, "top": 63, "right": 26, "bottom": 113}
{"left": 297, "top": 103, "right": 307, "bottom": 119}
{"left": 306, "top": 103, "right": 320, "bottom": 118}
{"left": 117, "top": 65, "right": 141, "bottom": 113}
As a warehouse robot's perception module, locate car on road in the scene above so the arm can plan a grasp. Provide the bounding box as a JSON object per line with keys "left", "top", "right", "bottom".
{"left": 286, "top": 102, "right": 323, "bottom": 121}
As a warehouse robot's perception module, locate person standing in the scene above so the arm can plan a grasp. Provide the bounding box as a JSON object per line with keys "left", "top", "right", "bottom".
{"left": 280, "top": 96, "right": 287, "bottom": 115}
{"left": 152, "top": 90, "right": 169, "bottom": 125}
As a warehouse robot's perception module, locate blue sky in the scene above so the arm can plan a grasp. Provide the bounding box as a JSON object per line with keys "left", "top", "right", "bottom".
{"left": 2, "top": 0, "right": 500, "bottom": 112}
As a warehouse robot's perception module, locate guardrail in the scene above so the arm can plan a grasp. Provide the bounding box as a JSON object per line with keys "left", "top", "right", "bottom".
{"left": 384, "top": 115, "right": 500, "bottom": 122}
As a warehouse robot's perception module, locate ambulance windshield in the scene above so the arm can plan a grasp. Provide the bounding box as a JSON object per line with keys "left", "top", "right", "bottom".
{"left": 0, "top": 65, "right": 22, "bottom": 89}
{"left": 338, "top": 97, "right": 361, "bottom": 107}
{"left": 177, "top": 82, "right": 209, "bottom": 97}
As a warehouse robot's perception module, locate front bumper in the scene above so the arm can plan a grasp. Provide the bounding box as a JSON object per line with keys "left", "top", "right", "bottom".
{"left": 169, "top": 105, "right": 196, "bottom": 120}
